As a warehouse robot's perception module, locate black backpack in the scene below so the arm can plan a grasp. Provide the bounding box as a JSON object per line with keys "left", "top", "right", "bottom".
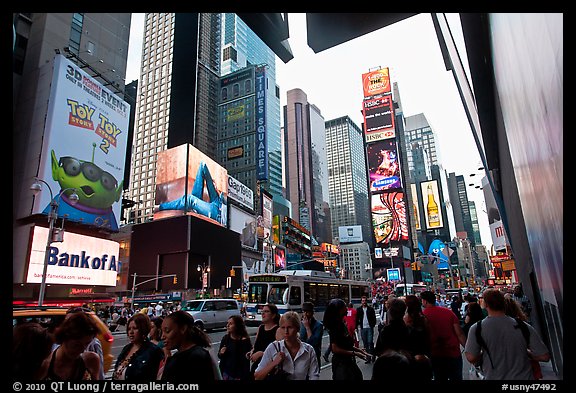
{"left": 475, "top": 317, "right": 530, "bottom": 370}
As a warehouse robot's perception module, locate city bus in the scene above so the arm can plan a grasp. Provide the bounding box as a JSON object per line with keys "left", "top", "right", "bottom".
{"left": 245, "top": 270, "right": 371, "bottom": 326}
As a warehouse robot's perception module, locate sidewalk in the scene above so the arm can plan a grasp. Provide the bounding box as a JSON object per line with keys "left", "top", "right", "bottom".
{"left": 319, "top": 346, "right": 559, "bottom": 381}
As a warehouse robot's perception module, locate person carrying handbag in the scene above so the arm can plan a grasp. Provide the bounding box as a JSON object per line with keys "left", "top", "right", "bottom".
{"left": 254, "top": 311, "right": 320, "bottom": 380}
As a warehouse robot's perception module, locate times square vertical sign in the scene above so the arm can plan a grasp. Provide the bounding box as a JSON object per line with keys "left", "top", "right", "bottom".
{"left": 255, "top": 66, "right": 268, "bottom": 181}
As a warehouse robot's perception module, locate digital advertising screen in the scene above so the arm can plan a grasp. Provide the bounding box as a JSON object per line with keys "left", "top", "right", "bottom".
{"left": 420, "top": 180, "right": 444, "bottom": 230}
{"left": 154, "top": 144, "right": 228, "bottom": 227}
{"left": 362, "top": 95, "right": 395, "bottom": 142}
{"left": 367, "top": 139, "right": 402, "bottom": 191}
{"left": 371, "top": 191, "right": 409, "bottom": 245}
{"left": 361, "top": 68, "right": 391, "bottom": 98}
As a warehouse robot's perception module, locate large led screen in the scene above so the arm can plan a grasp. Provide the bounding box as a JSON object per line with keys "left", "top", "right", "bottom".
{"left": 362, "top": 95, "right": 395, "bottom": 142}
{"left": 420, "top": 180, "right": 444, "bottom": 230}
{"left": 367, "top": 139, "right": 402, "bottom": 191}
{"left": 154, "top": 144, "right": 228, "bottom": 227}
{"left": 32, "top": 55, "right": 130, "bottom": 231}
{"left": 27, "top": 226, "right": 120, "bottom": 286}
{"left": 371, "top": 192, "right": 409, "bottom": 245}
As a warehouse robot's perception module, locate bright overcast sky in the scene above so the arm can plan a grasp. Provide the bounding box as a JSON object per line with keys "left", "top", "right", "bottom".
{"left": 126, "top": 13, "right": 492, "bottom": 249}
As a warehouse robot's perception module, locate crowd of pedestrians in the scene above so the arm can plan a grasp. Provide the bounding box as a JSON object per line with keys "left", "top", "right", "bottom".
{"left": 12, "top": 284, "right": 550, "bottom": 382}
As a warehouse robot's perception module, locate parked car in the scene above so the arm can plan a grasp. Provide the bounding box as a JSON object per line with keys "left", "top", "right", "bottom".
{"left": 183, "top": 299, "right": 241, "bottom": 331}
{"left": 12, "top": 306, "right": 114, "bottom": 372}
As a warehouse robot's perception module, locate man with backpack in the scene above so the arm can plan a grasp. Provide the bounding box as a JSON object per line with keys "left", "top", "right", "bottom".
{"left": 464, "top": 288, "right": 550, "bottom": 380}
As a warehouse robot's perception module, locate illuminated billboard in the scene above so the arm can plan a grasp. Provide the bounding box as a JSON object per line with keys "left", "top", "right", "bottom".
{"left": 154, "top": 144, "right": 228, "bottom": 227}
{"left": 26, "top": 226, "right": 120, "bottom": 286}
{"left": 362, "top": 95, "right": 395, "bottom": 142}
{"left": 274, "top": 246, "right": 286, "bottom": 270}
{"left": 367, "top": 139, "right": 402, "bottom": 191}
{"left": 227, "top": 175, "right": 254, "bottom": 211}
{"left": 261, "top": 191, "right": 273, "bottom": 241}
{"left": 32, "top": 55, "right": 130, "bottom": 231}
{"left": 338, "top": 225, "right": 363, "bottom": 243}
{"left": 371, "top": 192, "right": 409, "bottom": 245}
{"left": 361, "top": 68, "right": 391, "bottom": 98}
{"left": 410, "top": 183, "right": 421, "bottom": 231}
{"left": 229, "top": 205, "right": 257, "bottom": 250}
{"left": 255, "top": 65, "right": 268, "bottom": 181}
{"left": 420, "top": 180, "right": 444, "bottom": 230}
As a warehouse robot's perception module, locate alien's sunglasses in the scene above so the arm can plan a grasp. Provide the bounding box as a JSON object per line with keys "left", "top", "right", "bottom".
{"left": 59, "top": 156, "right": 118, "bottom": 191}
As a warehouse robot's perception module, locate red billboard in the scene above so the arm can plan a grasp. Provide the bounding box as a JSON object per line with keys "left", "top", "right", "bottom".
{"left": 371, "top": 191, "right": 409, "bottom": 245}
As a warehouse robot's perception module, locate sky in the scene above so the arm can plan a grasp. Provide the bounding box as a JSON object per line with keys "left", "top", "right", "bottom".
{"left": 126, "top": 13, "right": 492, "bottom": 250}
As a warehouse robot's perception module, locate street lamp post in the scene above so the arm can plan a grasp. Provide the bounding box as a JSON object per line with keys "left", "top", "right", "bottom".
{"left": 197, "top": 261, "right": 211, "bottom": 296}
{"left": 31, "top": 178, "right": 79, "bottom": 306}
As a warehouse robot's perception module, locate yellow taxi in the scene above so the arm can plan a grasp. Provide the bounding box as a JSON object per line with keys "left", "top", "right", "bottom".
{"left": 12, "top": 306, "right": 114, "bottom": 372}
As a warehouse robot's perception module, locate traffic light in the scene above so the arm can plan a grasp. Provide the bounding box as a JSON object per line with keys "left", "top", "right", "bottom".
{"left": 173, "top": 276, "right": 177, "bottom": 284}
{"left": 230, "top": 268, "right": 235, "bottom": 277}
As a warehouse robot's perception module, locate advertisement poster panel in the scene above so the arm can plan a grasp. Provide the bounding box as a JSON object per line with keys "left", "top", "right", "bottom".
{"left": 410, "top": 183, "right": 421, "bottom": 231}
{"left": 371, "top": 192, "right": 409, "bottom": 245}
{"left": 228, "top": 175, "right": 254, "bottom": 211}
{"left": 229, "top": 205, "right": 257, "bottom": 250}
{"left": 362, "top": 95, "right": 395, "bottom": 142}
{"left": 154, "top": 144, "right": 228, "bottom": 227}
{"left": 26, "top": 226, "right": 119, "bottom": 286}
{"left": 361, "top": 68, "right": 391, "bottom": 98}
{"left": 338, "top": 225, "right": 363, "bottom": 243}
{"left": 420, "top": 180, "right": 444, "bottom": 229}
{"left": 367, "top": 139, "right": 402, "bottom": 191}
{"left": 274, "top": 246, "right": 286, "bottom": 270}
{"left": 33, "top": 55, "right": 130, "bottom": 231}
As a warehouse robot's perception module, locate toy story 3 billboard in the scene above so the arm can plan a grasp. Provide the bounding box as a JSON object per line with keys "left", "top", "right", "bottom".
{"left": 32, "top": 55, "right": 129, "bottom": 231}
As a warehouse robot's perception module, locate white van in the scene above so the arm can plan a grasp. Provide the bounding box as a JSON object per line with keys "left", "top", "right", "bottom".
{"left": 184, "top": 299, "right": 241, "bottom": 331}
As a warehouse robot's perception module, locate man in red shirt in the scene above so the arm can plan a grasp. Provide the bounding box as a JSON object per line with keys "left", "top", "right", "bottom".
{"left": 421, "top": 290, "right": 467, "bottom": 380}
{"left": 344, "top": 302, "right": 358, "bottom": 347}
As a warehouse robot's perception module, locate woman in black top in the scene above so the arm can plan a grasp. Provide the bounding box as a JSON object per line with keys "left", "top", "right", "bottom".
{"left": 248, "top": 303, "right": 281, "bottom": 375}
{"left": 40, "top": 312, "right": 101, "bottom": 380}
{"left": 323, "top": 298, "right": 370, "bottom": 380}
{"left": 218, "top": 315, "right": 253, "bottom": 380}
{"left": 113, "top": 313, "right": 164, "bottom": 381}
{"left": 160, "top": 311, "right": 218, "bottom": 381}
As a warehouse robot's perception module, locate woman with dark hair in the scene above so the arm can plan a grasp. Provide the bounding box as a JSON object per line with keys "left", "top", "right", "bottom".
{"left": 403, "top": 294, "right": 432, "bottom": 380}
{"left": 149, "top": 317, "right": 164, "bottom": 346}
{"left": 113, "top": 313, "right": 164, "bottom": 381}
{"left": 248, "top": 303, "right": 282, "bottom": 376}
{"left": 463, "top": 302, "right": 485, "bottom": 337}
{"left": 160, "top": 311, "right": 219, "bottom": 381}
{"left": 39, "top": 312, "right": 101, "bottom": 380}
{"left": 218, "top": 315, "right": 253, "bottom": 380}
{"left": 13, "top": 322, "right": 54, "bottom": 380}
{"left": 323, "top": 298, "right": 370, "bottom": 380}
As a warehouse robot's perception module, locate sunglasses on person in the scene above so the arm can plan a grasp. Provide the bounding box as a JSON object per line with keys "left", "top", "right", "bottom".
{"left": 59, "top": 156, "right": 118, "bottom": 190}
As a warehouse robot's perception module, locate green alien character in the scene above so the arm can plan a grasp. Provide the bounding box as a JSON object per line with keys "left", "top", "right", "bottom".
{"left": 42, "top": 148, "right": 123, "bottom": 230}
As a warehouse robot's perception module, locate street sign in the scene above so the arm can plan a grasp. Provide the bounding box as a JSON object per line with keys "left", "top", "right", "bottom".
{"left": 387, "top": 268, "right": 400, "bottom": 281}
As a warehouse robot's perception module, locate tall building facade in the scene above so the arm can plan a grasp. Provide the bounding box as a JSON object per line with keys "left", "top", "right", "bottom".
{"left": 12, "top": 12, "right": 131, "bottom": 300}
{"left": 126, "top": 13, "right": 222, "bottom": 224}
{"left": 220, "top": 13, "right": 283, "bottom": 199}
{"left": 447, "top": 172, "right": 475, "bottom": 245}
{"left": 404, "top": 113, "right": 441, "bottom": 169}
{"left": 283, "top": 89, "right": 332, "bottom": 244}
{"left": 324, "top": 115, "right": 371, "bottom": 246}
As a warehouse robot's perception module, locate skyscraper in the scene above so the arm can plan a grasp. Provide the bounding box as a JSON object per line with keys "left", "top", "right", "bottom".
{"left": 324, "top": 115, "right": 371, "bottom": 247}
{"left": 283, "top": 88, "right": 332, "bottom": 244}
{"left": 220, "top": 13, "right": 283, "bottom": 199}
{"left": 126, "top": 13, "right": 222, "bottom": 224}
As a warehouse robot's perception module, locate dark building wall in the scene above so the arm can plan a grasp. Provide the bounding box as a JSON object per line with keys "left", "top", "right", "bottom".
{"left": 129, "top": 215, "right": 241, "bottom": 293}
{"left": 168, "top": 13, "right": 200, "bottom": 149}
